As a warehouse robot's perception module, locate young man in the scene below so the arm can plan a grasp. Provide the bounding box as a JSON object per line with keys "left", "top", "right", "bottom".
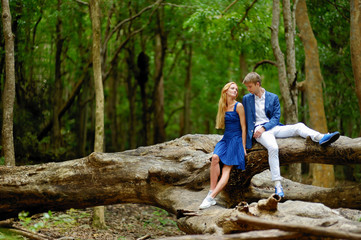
{"left": 242, "top": 72, "right": 340, "bottom": 197}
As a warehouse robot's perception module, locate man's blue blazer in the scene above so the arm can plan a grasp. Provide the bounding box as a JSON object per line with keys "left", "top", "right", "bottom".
{"left": 242, "top": 91, "right": 282, "bottom": 149}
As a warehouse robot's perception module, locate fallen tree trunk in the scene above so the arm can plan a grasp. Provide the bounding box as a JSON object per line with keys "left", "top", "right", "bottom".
{"left": 1, "top": 134, "right": 361, "bottom": 237}
{"left": 245, "top": 170, "right": 361, "bottom": 209}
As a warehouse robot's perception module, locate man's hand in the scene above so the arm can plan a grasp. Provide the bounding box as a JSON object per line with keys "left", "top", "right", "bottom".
{"left": 253, "top": 126, "right": 265, "bottom": 139}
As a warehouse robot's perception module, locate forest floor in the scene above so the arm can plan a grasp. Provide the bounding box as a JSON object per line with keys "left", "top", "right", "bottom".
{"left": 4, "top": 204, "right": 185, "bottom": 240}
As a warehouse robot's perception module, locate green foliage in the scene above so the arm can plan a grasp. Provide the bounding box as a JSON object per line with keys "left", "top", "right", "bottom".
{"left": 0, "top": 228, "right": 24, "bottom": 240}
{"left": 18, "top": 211, "right": 51, "bottom": 233}
{"left": 142, "top": 208, "right": 177, "bottom": 230}
{"left": 18, "top": 209, "right": 84, "bottom": 233}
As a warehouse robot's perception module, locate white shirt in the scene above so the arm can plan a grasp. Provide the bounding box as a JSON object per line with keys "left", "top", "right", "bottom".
{"left": 255, "top": 90, "right": 269, "bottom": 126}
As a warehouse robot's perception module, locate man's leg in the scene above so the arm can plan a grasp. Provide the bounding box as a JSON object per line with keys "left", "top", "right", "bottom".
{"left": 256, "top": 127, "right": 284, "bottom": 197}
{"left": 272, "top": 123, "right": 323, "bottom": 141}
{"left": 255, "top": 128, "right": 282, "bottom": 182}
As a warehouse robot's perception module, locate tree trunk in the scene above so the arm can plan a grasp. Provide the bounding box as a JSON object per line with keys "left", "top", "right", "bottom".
{"left": 89, "top": 0, "right": 106, "bottom": 229}
{"left": 351, "top": 0, "right": 361, "bottom": 136}
{"left": 1, "top": 134, "right": 361, "bottom": 237}
{"left": 137, "top": 51, "right": 151, "bottom": 146}
{"left": 107, "top": 69, "right": 120, "bottom": 152}
{"left": 53, "top": 0, "right": 64, "bottom": 156}
{"left": 271, "top": 0, "right": 298, "bottom": 124}
{"left": 183, "top": 43, "right": 192, "bottom": 135}
{"left": 271, "top": 0, "right": 301, "bottom": 181}
{"left": 76, "top": 80, "right": 89, "bottom": 157}
{"left": 153, "top": 9, "right": 166, "bottom": 144}
{"left": 1, "top": 0, "right": 16, "bottom": 166}
{"left": 295, "top": 0, "right": 335, "bottom": 188}
{"left": 282, "top": 0, "right": 298, "bottom": 120}
{"left": 75, "top": 15, "right": 90, "bottom": 158}
{"left": 125, "top": 43, "right": 138, "bottom": 149}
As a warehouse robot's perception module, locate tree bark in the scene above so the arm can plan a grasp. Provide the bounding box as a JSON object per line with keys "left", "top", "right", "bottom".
{"left": 351, "top": 0, "right": 361, "bottom": 134}
{"left": 1, "top": 0, "right": 16, "bottom": 166}
{"left": 271, "top": 0, "right": 298, "bottom": 124}
{"left": 282, "top": 0, "right": 298, "bottom": 121}
{"left": 271, "top": 0, "right": 301, "bottom": 181}
{"left": 295, "top": 0, "right": 335, "bottom": 187}
{"left": 89, "top": 0, "right": 106, "bottom": 229}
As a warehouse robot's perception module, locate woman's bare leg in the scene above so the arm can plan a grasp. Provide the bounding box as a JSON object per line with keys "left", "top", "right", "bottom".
{"left": 210, "top": 154, "right": 221, "bottom": 190}
{"left": 210, "top": 165, "right": 232, "bottom": 198}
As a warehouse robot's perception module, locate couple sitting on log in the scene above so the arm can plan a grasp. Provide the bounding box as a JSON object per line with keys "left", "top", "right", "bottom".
{"left": 199, "top": 72, "right": 340, "bottom": 210}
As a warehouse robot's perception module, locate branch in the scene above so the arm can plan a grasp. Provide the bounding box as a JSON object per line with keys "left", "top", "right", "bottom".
{"left": 253, "top": 60, "right": 277, "bottom": 71}
{"left": 165, "top": 106, "right": 184, "bottom": 128}
{"left": 162, "top": 3, "right": 197, "bottom": 8}
{"left": 165, "top": 42, "right": 185, "bottom": 80}
{"left": 5, "top": 226, "right": 54, "bottom": 240}
{"left": 229, "top": 214, "right": 361, "bottom": 240}
{"left": 223, "top": 0, "right": 240, "bottom": 13}
{"left": 231, "top": 0, "right": 258, "bottom": 38}
{"left": 37, "top": 59, "right": 92, "bottom": 140}
{"left": 73, "top": 0, "right": 88, "bottom": 5}
{"left": 103, "top": 2, "right": 160, "bottom": 81}
{"left": 102, "top": 0, "right": 163, "bottom": 53}
{"left": 325, "top": 0, "right": 350, "bottom": 21}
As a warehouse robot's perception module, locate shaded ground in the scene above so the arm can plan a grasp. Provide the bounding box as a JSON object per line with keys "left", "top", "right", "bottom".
{"left": 5, "top": 204, "right": 185, "bottom": 240}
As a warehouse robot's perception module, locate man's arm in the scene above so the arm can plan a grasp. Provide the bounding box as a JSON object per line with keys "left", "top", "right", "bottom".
{"left": 263, "top": 94, "right": 281, "bottom": 131}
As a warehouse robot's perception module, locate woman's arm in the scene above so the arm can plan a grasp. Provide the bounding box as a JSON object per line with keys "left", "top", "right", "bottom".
{"left": 237, "top": 103, "right": 247, "bottom": 156}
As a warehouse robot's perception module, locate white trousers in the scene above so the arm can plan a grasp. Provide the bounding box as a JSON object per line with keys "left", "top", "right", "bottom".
{"left": 255, "top": 123, "right": 323, "bottom": 181}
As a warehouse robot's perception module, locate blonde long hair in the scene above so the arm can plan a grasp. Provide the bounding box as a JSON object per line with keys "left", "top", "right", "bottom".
{"left": 215, "top": 82, "right": 238, "bottom": 129}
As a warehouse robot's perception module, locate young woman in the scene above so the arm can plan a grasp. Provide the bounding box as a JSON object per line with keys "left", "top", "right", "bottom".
{"left": 199, "top": 82, "right": 247, "bottom": 209}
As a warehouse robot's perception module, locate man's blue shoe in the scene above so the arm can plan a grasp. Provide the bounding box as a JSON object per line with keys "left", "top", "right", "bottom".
{"left": 319, "top": 131, "right": 340, "bottom": 147}
{"left": 275, "top": 186, "right": 284, "bottom": 198}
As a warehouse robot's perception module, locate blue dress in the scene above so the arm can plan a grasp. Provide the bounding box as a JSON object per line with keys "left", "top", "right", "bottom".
{"left": 213, "top": 102, "right": 245, "bottom": 170}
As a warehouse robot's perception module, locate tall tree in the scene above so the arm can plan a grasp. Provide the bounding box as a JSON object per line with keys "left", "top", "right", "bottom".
{"left": 153, "top": 8, "right": 167, "bottom": 144}
{"left": 182, "top": 43, "right": 192, "bottom": 135}
{"left": 89, "top": 0, "right": 106, "bottom": 229}
{"left": 271, "top": 0, "right": 301, "bottom": 181}
{"left": 1, "top": 0, "right": 16, "bottom": 166}
{"left": 125, "top": 40, "right": 138, "bottom": 149}
{"left": 271, "top": 0, "right": 298, "bottom": 124}
{"left": 351, "top": 0, "right": 361, "bottom": 134}
{"left": 295, "top": 0, "right": 335, "bottom": 187}
{"left": 53, "top": 0, "right": 64, "bottom": 155}
{"left": 137, "top": 51, "right": 151, "bottom": 146}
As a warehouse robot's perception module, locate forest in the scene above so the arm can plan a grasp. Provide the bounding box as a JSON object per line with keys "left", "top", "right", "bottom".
{"left": 1, "top": 0, "right": 361, "bottom": 239}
